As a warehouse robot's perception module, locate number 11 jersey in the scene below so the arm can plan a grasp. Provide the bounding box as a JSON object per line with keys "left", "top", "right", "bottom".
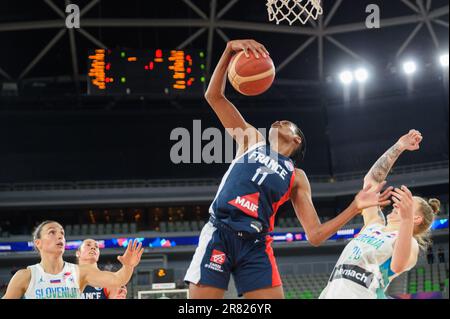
{"left": 209, "top": 142, "right": 296, "bottom": 234}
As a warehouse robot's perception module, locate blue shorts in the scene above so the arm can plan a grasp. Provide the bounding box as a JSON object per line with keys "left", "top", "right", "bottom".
{"left": 184, "top": 221, "right": 281, "bottom": 296}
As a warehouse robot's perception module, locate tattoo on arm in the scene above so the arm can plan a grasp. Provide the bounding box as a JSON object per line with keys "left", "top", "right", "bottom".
{"left": 369, "top": 144, "right": 403, "bottom": 183}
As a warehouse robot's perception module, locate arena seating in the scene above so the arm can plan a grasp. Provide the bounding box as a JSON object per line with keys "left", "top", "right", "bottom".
{"left": 63, "top": 223, "right": 138, "bottom": 237}
{"left": 407, "top": 262, "right": 449, "bottom": 294}
{"left": 281, "top": 248, "right": 449, "bottom": 299}
{"left": 282, "top": 273, "right": 329, "bottom": 299}
{"left": 0, "top": 209, "right": 447, "bottom": 238}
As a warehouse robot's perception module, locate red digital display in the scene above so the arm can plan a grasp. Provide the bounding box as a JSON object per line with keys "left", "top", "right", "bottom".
{"left": 87, "top": 49, "right": 207, "bottom": 96}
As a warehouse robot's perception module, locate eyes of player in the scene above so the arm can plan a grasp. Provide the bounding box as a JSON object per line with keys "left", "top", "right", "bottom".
{"left": 85, "top": 242, "right": 99, "bottom": 249}
{"left": 47, "top": 227, "right": 64, "bottom": 236}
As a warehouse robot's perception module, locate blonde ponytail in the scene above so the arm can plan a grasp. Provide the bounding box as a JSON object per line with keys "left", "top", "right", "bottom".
{"left": 413, "top": 198, "right": 440, "bottom": 251}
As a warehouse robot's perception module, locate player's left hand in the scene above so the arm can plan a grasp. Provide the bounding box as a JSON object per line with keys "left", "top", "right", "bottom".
{"left": 117, "top": 239, "right": 144, "bottom": 268}
{"left": 116, "top": 286, "right": 127, "bottom": 299}
{"left": 391, "top": 185, "right": 414, "bottom": 220}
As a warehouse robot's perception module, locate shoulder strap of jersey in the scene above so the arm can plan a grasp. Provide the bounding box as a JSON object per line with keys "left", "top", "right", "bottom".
{"left": 24, "top": 264, "right": 38, "bottom": 298}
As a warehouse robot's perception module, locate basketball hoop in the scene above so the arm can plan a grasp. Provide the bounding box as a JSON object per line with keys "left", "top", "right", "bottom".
{"left": 267, "top": 0, "right": 323, "bottom": 25}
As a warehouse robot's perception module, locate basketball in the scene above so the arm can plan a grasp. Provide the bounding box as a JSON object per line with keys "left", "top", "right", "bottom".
{"left": 228, "top": 51, "right": 276, "bottom": 96}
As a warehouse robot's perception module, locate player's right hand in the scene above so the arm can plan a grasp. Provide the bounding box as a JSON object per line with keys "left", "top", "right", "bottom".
{"left": 227, "top": 40, "right": 269, "bottom": 59}
{"left": 396, "top": 129, "right": 423, "bottom": 152}
{"left": 354, "top": 181, "right": 390, "bottom": 211}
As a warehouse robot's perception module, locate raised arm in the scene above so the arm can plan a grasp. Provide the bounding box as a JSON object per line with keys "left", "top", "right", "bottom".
{"left": 2, "top": 269, "right": 30, "bottom": 299}
{"left": 204, "top": 40, "right": 269, "bottom": 154}
{"left": 362, "top": 130, "right": 423, "bottom": 226}
{"left": 390, "top": 186, "right": 419, "bottom": 273}
{"left": 79, "top": 239, "right": 143, "bottom": 290}
{"left": 290, "top": 169, "right": 388, "bottom": 246}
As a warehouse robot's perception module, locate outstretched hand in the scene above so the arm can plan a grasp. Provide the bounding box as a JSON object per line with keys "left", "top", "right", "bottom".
{"left": 115, "top": 286, "right": 127, "bottom": 299}
{"left": 117, "top": 239, "right": 144, "bottom": 268}
{"left": 355, "top": 181, "right": 391, "bottom": 211}
{"left": 391, "top": 185, "right": 414, "bottom": 220}
{"left": 379, "top": 186, "right": 394, "bottom": 208}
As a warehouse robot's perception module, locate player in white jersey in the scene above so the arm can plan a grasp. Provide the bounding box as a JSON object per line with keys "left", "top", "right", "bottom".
{"left": 1, "top": 221, "right": 143, "bottom": 299}
{"left": 77, "top": 239, "right": 127, "bottom": 299}
{"left": 320, "top": 130, "right": 440, "bottom": 299}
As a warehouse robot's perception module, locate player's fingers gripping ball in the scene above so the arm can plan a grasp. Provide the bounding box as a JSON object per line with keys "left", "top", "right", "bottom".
{"left": 228, "top": 50, "right": 275, "bottom": 96}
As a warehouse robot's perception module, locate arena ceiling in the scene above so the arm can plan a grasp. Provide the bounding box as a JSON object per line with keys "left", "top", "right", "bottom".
{"left": 0, "top": 0, "right": 448, "bottom": 96}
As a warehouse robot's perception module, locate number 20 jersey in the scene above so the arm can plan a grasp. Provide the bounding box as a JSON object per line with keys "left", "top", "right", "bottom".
{"left": 209, "top": 142, "right": 296, "bottom": 234}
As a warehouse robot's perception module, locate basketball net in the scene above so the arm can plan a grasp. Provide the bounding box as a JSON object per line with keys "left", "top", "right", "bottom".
{"left": 267, "top": 0, "right": 323, "bottom": 25}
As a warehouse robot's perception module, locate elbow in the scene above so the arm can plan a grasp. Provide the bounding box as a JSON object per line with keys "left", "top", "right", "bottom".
{"left": 390, "top": 266, "right": 405, "bottom": 274}
{"left": 204, "top": 92, "right": 225, "bottom": 103}
{"left": 363, "top": 175, "right": 375, "bottom": 187}
{"left": 390, "top": 262, "right": 407, "bottom": 274}
{"left": 309, "top": 240, "right": 322, "bottom": 247}
{"left": 363, "top": 175, "right": 370, "bottom": 184}
{"left": 364, "top": 175, "right": 383, "bottom": 188}
{"left": 307, "top": 234, "right": 322, "bottom": 247}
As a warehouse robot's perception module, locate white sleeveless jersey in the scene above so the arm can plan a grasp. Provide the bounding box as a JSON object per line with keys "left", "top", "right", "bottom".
{"left": 320, "top": 223, "right": 402, "bottom": 299}
{"left": 24, "top": 262, "right": 81, "bottom": 299}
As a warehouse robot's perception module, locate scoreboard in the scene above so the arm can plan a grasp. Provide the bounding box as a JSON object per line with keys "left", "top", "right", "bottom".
{"left": 87, "top": 49, "right": 207, "bottom": 96}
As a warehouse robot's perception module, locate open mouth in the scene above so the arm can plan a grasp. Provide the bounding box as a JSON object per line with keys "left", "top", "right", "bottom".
{"left": 56, "top": 242, "right": 65, "bottom": 248}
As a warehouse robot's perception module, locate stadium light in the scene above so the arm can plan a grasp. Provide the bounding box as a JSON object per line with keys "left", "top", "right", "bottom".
{"left": 354, "top": 68, "right": 369, "bottom": 83}
{"left": 403, "top": 61, "right": 417, "bottom": 75}
{"left": 440, "top": 53, "right": 449, "bottom": 68}
{"left": 339, "top": 70, "right": 354, "bottom": 85}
